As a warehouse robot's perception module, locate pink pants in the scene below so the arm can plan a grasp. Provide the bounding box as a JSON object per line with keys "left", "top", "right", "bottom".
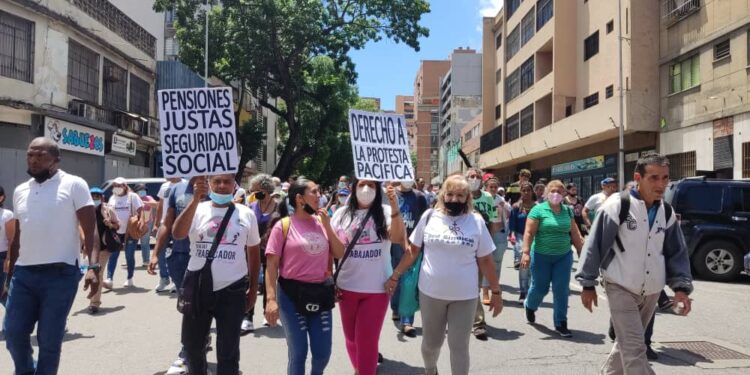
{"left": 338, "top": 289, "right": 389, "bottom": 375}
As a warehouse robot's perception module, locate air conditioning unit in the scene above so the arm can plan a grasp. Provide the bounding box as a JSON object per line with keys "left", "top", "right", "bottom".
{"left": 68, "top": 100, "right": 97, "bottom": 121}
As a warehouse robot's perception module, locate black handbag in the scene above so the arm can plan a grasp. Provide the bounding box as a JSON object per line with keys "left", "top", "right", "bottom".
{"left": 177, "top": 204, "right": 236, "bottom": 317}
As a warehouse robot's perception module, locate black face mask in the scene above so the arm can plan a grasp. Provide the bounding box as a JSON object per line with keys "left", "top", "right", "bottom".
{"left": 444, "top": 202, "right": 466, "bottom": 216}
{"left": 303, "top": 203, "right": 317, "bottom": 215}
{"left": 255, "top": 191, "right": 266, "bottom": 200}
{"left": 27, "top": 168, "right": 52, "bottom": 183}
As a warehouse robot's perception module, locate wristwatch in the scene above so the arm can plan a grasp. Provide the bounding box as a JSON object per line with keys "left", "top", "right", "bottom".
{"left": 88, "top": 264, "right": 101, "bottom": 272}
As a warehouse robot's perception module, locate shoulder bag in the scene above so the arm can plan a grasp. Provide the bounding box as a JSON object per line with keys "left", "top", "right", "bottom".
{"left": 126, "top": 193, "right": 148, "bottom": 240}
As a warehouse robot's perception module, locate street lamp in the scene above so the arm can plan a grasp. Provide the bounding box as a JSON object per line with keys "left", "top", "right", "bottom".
{"left": 617, "top": 0, "right": 625, "bottom": 190}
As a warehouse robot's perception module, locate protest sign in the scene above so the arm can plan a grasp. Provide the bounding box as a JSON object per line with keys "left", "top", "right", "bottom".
{"left": 348, "top": 110, "right": 415, "bottom": 182}
{"left": 158, "top": 87, "right": 239, "bottom": 178}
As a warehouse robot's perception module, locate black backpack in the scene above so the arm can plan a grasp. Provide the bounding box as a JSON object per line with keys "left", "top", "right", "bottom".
{"left": 613, "top": 190, "right": 673, "bottom": 253}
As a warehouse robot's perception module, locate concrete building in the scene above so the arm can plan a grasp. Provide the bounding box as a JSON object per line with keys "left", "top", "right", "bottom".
{"left": 461, "top": 114, "right": 482, "bottom": 175}
{"left": 413, "top": 60, "right": 451, "bottom": 183}
{"left": 0, "top": 0, "right": 160, "bottom": 193}
{"left": 480, "top": 0, "right": 661, "bottom": 198}
{"left": 658, "top": 0, "right": 750, "bottom": 179}
{"left": 361, "top": 96, "right": 382, "bottom": 111}
{"left": 395, "top": 95, "right": 417, "bottom": 156}
{"left": 439, "top": 48, "right": 482, "bottom": 179}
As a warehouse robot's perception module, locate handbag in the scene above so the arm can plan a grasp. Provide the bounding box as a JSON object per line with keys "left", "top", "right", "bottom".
{"left": 126, "top": 193, "right": 148, "bottom": 240}
{"left": 100, "top": 205, "right": 122, "bottom": 251}
{"left": 177, "top": 203, "right": 236, "bottom": 316}
{"left": 397, "top": 209, "right": 433, "bottom": 317}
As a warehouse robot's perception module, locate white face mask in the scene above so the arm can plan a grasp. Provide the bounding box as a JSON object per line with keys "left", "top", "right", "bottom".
{"left": 338, "top": 182, "right": 347, "bottom": 190}
{"left": 338, "top": 196, "right": 348, "bottom": 205}
{"left": 357, "top": 186, "right": 376, "bottom": 207}
{"left": 113, "top": 187, "right": 125, "bottom": 196}
{"left": 468, "top": 178, "right": 482, "bottom": 192}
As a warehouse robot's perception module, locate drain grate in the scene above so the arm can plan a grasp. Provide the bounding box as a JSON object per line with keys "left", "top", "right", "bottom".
{"left": 660, "top": 341, "right": 750, "bottom": 361}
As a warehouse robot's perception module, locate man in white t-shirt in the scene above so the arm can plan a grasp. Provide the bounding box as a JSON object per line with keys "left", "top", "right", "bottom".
{"left": 582, "top": 177, "right": 618, "bottom": 229}
{"left": 171, "top": 174, "right": 261, "bottom": 375}
{"left": 0, "top": 185, "right": 16, "bottom": 307}
{"left": 152, "top": 178, "right": 184, "bottom": 292}
{"left": 2, "top": 138, "right": 99, "bottom": 375}
{"left": 105, "top": 177, "right": 144, "bottom": 288}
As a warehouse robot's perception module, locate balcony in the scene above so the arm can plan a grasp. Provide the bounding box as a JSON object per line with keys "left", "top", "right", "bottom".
{"left": 68, "top": 99, "right": 159, "bottom": 141}
{"left": 662, "top": 0, "right": 701, "bottom": 27}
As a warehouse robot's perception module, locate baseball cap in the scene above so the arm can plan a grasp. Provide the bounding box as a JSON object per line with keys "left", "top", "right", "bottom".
{"left": 482, "top": 173, "right": 495, "bottom": 183}
{"left": 498, "top": 187, "right": 505, "bottom": 193}
{"left": 601, "top": 177, "right": 616, "bottom": 185}
{"left": 113, "top": 177, "right": 126, "bottom": 185}
{"left": 90, "top": 187, "right": 104, "bottom": 194}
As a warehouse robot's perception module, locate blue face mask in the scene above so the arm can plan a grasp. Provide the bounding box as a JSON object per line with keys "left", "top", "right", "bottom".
{"left": 93, "top": 199, "right": 102, "bottom": 207}
{"left": 137, "top": 191, "right": 147, "bottom": 197}
{"left": 209, "top": 191, "right": 234, "bottom": 205}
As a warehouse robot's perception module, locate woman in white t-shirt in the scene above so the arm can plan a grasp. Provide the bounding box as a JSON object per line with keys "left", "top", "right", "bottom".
{"left": 0, "top": 185, "right": 17, "bottom": 306}
{"left": 386, "top": 175, "right": 503, "bottom": 375}
{"left": 105, "top": 177, "right": 144, "bottom": 289}
{"left": 330, "top": 179, "right": 405, "bottom": 375}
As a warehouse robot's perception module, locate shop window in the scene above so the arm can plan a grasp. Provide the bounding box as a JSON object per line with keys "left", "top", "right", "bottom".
{"left": 584, "top": 92, "right": 599, "bottom": 109}
{"left": 67, "top": 39, "right": 99, "bottom": 103}
{"left": 584, "top": 31, "right": 599, "bottom": 61}
{"left": 667, "top": 151, "right": 696, "bottom": 180}
{"left": 0, "top": 10, "right": 34, "bottom": 83}
{"left": 537, "top": 0, "right": 553, "bottom": 31}
{"left": 669, "top": 55, "right": 700, "bottom": 94}
{"left": 103, "top": 59, "right": 127, "bottom": 111}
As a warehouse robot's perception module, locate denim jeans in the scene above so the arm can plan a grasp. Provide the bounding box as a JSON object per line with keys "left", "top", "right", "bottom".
{"left": 0, "top": 251, "right": 7, "bottom": 306}
{"left": 389, "top": 243, "right": 414, "bottom": 325}
{"left": 140, "top": 221, "right": 154, "bottom": 264}
{"left": 182, "top": 278, "right": 247, "bottom": 375}
{"left": 278, "top": 284, "right": 332, "bottom": 375}
{"left": 107, "top": 236, "right": 138, "bottom": 280}
{"left": 4, "top": 264, "right": 81, "bottom": 374}
{"left": 524, "top": 251, "right": 573, "bottom": 326}
{"left": 514, "top": 237, "right": 530, "bottom": 295}
{"left": 158, "top": 248, "right": 169, "bottom": 280}
{"left": 167, "top": 252, "right": 190, "bottom": 289}
{"left": 482, "top": 231, "right": 508, "bottom": 288}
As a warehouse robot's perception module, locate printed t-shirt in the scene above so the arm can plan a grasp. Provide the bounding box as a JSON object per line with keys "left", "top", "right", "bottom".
{"left": 331, "top": 205, "right": 393, "bottom": 293}
{"left": 409, "top": 210, "right": 495, "bottom": 300}
{"left": 109, "top": 192, "right": 144, "bottom": 235}
{"left": 265, "top": 216, "right": 330, "bottom": 283}
{"left": 398, "top": 190, "right": 427, "bottom": 236}
{"left": 1, "top": 208, "right": 14, "bottom": 252}
{"left": 13, "top": 170, "right": 93, "bottom": 266}
{"left": 187, "top": 202, "right": 261, "bottom": 291}
{"left": 167, "top": 181, "right": 195, "bottom": 254}
{"left": 473, "top": 191, "right": 498, "bottom": 225}
{"left": 528, "top": 202, "right": 573, "bottom": 255}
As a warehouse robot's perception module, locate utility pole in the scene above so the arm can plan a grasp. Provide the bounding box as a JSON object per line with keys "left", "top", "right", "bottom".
{"left": 204, "top": 1, "right": 210, "bottom": 87}
{"left": 617, "top": 0, "right": 625, "bottom": 189}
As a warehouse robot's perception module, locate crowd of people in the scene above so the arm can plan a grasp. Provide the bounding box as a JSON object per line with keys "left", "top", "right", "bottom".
{"left": 0, "top": 137, "right": 694, "bottom": 375}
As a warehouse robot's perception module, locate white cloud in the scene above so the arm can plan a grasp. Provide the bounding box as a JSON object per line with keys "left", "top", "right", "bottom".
{"left": 479, "top": 0, "right": 503, "bottom": 18}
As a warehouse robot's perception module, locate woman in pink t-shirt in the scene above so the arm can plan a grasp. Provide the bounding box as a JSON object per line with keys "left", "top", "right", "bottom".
{"left": 264, "top": 178, "right": 345, "bottom": 375}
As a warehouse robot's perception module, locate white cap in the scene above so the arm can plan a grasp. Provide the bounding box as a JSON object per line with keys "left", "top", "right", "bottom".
{"left": 113, "top": 177, "right": 126, "bottom": 185}
{"left": 498, "top": 187, "right": 505, "bottom": 193}
{"left": 281, "top": 182, "right": 290, "bottom": 191}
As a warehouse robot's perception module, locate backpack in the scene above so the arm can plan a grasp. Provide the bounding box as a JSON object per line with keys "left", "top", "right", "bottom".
{"left": 613, "top": 190, "right": 673, "bottom": 253}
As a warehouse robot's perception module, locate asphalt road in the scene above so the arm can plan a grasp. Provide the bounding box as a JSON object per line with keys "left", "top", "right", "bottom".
{"left": 2, "top": 249, "right": 750, "bottom": 375}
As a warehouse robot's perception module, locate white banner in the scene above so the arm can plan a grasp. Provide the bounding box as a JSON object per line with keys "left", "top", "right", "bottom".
{"left": 157, "top": 87, "right": 239, "bottom": 178}
{"left": 44, "top": 117, "right": 104, "bottom": 156}
{"left": 348, "top": 110, "right": 415, "bottom": 182}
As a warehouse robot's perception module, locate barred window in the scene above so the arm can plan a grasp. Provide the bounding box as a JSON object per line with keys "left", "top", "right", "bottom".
{"left": 67, "top": 39, "right": 99, "bottom": 103}
{"left": 0, "top": 10, "right": 34, "bottom": 83}
{"left": 103, "top": 59, "right": 127, "bottom": 111}
{"left": 584, "top": 92, "right": 599, "bottom": 109}
{"left": 129, "top": 74, "right": 150, "bottom": 116}
{"left": 667, "top": 151, "right": 696, "bottom": 180}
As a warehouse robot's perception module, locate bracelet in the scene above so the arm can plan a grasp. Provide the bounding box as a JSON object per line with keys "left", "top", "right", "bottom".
{"left": 393, "top": 269, "right": 402, "bottom": 277}
{"left": 390, "top": 212, "right": 400, "bottom": 219}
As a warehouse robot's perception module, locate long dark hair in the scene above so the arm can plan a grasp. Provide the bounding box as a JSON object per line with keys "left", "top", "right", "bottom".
{"left": 0, "top": 185, "right": 5, "bottom": 207}
{"left": 345, "top": 178, "right": 387, "bottom": 240}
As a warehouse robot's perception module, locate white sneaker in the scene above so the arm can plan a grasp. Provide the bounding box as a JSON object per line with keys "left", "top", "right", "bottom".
{"left": 123, "top": 279, "right": 134, "bottom": 288}
{"left": 155, "top": 278, "right": 171, "bottom": 293}
{"left": 103, "top": 278, "right": 113, "bottom": 290}
{"left": 262, "top": 318, "right": 270, "bottom": 327}
{"left": 241, "top": 319, "right": 255, "bottom": 334}
{"left": 166, "top": 357, "right": 187, "bottom": 375}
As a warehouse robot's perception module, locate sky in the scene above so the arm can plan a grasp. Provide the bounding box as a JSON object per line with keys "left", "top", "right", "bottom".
{"left": 349, "top": 0, "right": 503, "bottom": 110}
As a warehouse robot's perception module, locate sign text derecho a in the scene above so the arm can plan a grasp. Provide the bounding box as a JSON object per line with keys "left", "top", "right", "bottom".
{"left": 348, "top": 110, "right": 414, "bottom": 182}
{"left": 158, "top": 87, "right": 239, "bottom": 178}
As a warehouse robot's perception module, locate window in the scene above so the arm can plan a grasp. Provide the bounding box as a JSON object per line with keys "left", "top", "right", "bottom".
{"left": 606, "top": 85, "right": 614, "bottom": 98}
{"left": 680, "top": 186, "right": 723, "bottom": 213}
{"left": 669, "top": 55, "right": 700, "bottom": 94}
{"left": 505, "top": 69, "right": 520, "bottom": 101}
{"left": 732, "top": 187, "right": 750, "bottom": 213}
{"left": 537, "top": 0, "right": 553, "bottom": 31}
{"left": 506, "top": 26, "right": 520, "bottom": 61}
{"left": 102, "top": 59, "right": 127, "bottom": 111}
{"left": 495, "top": 34, "right": 502, "bottom": 50}
{"left": 743, "top": 142, "right": 750, "bottom": 178}
{"left": 0, "top": 10, "right": 34, "bottom": 83}
{"left": 496, "top": 68, "right": 502, "bottom": 83}
{"left": 506, "top": 0, "right": 522, "bottom": 19}
{"left": 506, "top": 113, "right": 520, "bottom": 142}
{"left": 565, "top": 105, "right": 572, "bottom": 117}
{"left": 521, "top": 9, "right": 535, "bottom": 46}
{"left": 668, "top": 151, "right": 696, "bottom": 180}
{"left": 520, "top": 105, "right": 534, "bottom": 137}
{"left": 606, "top": 20, "right": 614, "bottom": 34}
{"left": 495, "top": 104, "right": 502, "bottom": 119}
{"left": 584, "top": 31, "right": 599, "bottom": 61}
{"left": 583, "top": 92, "right": 599, "bottom": 109}
{"left": 67, "top": 39, "right": 99, "bottom": 103}
{"left": 714, "top": 39, "right": 730, "bottom": 61}
{"left": 129, "top": 74, "right": 150, "bottom": 116}
{"left": 520, "top": 57, "right": 534, "bottom": 92}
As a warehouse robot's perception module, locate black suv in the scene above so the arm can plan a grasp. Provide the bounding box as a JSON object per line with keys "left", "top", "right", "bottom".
{"left": 664, "top": 177, "right": 750, "bottom": 282}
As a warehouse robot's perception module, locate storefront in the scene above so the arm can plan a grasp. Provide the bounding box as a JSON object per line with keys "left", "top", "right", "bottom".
{"left": 44, "top": 116, "right": 106, "bottom": 185}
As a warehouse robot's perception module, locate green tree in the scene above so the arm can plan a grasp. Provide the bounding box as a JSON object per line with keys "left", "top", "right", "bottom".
{"left": 153, "top": 0, "right": 430, "bottom": 180}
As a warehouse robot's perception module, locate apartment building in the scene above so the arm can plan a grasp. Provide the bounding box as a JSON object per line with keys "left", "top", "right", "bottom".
{"left": 413, "top": 60, "right": 451, "bottom": 183}
{"left": 658, "top": 0, "right": 750, "bottom": 179}
{"left": 480, "top": 0, "right": 661, "bottom": 198}
{"left": 438, "top": 48, "right": 482, "bottom": 180}
{"left": 460, "top": 114, "right": 482, "bottom": 174}
{"left": 0, "top": 0, "right": 160, "bottom": 192}
{"left": 395, "top": 95, "right": 417, "bottom": 155}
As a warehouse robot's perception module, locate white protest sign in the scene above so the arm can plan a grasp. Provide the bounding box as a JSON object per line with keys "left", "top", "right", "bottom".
{"left": 158, "top": 87, "right": 239, "bottom": 178}
{"left": 348, "top": 110, "right": 415, "bottom": 182}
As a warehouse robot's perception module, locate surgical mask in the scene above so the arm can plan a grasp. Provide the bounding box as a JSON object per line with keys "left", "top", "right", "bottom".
{"left": 400, "top": 181, "right": 414, "bottom": 190}
{"left": 444, "top": 201, "right": 466, "bottom": 216}
{"left": 112, "top": 187, "right": 125, "bottom": 196}
{"left": 255, "top": 191, "right": 266, "bottom": 200}
{"left": 137, "top": 191, "right": 147, "bottom": 197}
{"left": 27, "top": 168, "right": 52, "bottom": 183}
{"left": 357, "top": 186, "right": 376, "bottom": 206}
{"left": 338, "top": 182, "right": 347, "bottom": 190}
{"left": 209, "top": 191, "right": 234, "bottom": 205}
{"left": 338, "top": 196, "right": 348, "bottom": 205}
{"left": 468, "top": 178, "right": 481, "bottom": 192}
{"left": 93, "top": 199, "right": 102, "bottom": 207}
{"left": 303, "top": 203, "right": 317, "bottom": 215}
{"left": 548, "top": 192, "right": 564, "bottom": 205}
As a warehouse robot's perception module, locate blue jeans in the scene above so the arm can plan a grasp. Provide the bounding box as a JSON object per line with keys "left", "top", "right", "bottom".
{"left": 0, "top": 251, "right": 7, "bottom": 306}
{"left": 278, "top": 284, "right": 332, "bottom": 375}
{"left": 524, "top": 251, "right": 573, "bottom": 326}
{"left": 389, "top": 243, "right": 414, "bottom": 325}
{"left": 157, "top": 249, "right": 169, "bottom": 280}
{"left": 4, "top": 264, "right": 81, "bottom": 374}
{"left": 107, "top": 236, "right": 138, "bottom": 280}
{"left": 514, "top": 237, "right": 530, "bottom": 295}
{"left": 483, "top": 231, "right": 508, "bottom": 288}
{"left": 140, "top": 221, "right": 154, "bottom": 264}
{"left": 167, "top": 252, "right": 190, "bottom": 289}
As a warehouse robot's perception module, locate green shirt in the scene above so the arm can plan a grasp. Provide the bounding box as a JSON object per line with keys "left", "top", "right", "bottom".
{"left": 528, "top": 201, "right": 573, "bottom": 255}
{"left": 473, "top": 191, "right": 498, "bottom": 225}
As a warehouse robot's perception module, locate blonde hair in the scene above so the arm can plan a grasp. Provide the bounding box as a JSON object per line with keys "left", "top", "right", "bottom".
{"left": 435, "top": 175, "right": 474, "bottom": 215}
{"left": 545, "top": 179, "right": 566, "bottom": 195}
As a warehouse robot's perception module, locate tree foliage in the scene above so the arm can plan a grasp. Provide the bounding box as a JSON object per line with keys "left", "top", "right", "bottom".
{"left": 153, "top": 0, "right": 430, "bottom": 180}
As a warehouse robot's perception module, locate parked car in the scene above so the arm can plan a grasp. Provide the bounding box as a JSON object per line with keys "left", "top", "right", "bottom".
{"left": 664, "top": 177, "right": 750, "bottom": 282}
{"left": 101, "top": 177, "right": 166, "bottom": 201}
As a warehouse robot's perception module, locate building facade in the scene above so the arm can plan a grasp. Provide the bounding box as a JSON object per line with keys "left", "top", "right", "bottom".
{"left": 395, "top": 95, "right": 417, "bottom": 155}
{"left": 439, "top": 48, "right": 482, "bottom": 180}
{"left": 413, "top": 60, "right": 451, "bottom": 183}
{"left": 0, "top": 0, "right": 160, "bottom": 195}
{"left": 480, "top": 0, "right": 661, "bottom": 198}
{"left": 659, "top": 0, "right": 750, "bottom": 179}
{"left": 460, "top": 114, "right": 482, "bottom": 176}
